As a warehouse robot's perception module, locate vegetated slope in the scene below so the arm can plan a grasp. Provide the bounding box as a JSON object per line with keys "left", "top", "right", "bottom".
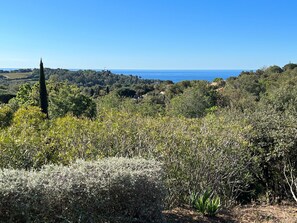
{"left": 30, "top": 68, "right": 164, "bottom": 87}
{"left": 0, "top": 68, "right": 166, "bottom": 102}
{"left": 1, "top": 63, "right": 297, "bottom": 210}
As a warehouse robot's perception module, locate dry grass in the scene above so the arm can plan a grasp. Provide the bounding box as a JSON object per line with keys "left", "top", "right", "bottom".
{"left": 164, "top": 204, "right": 297, "bottom": 223}
{"left": 3, "top": 72, "right": 32, "bottom": 79}
{"left": 235, "top": 205, "right": 297, "bottom": 223}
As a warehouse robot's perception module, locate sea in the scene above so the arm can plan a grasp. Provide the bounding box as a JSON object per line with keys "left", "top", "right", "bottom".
{"left": 110, "top": 69, "right": 246, "bottom": 82}
{"left": 1, "top": 68, "right": 249, "bottom": 83}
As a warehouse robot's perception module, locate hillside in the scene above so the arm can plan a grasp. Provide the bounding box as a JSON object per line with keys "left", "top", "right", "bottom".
{"left": 1, "top": 63, "right": 297, "bottom": 221}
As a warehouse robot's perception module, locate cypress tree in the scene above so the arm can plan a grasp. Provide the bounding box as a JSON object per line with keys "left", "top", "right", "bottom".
{"left": 39, "top": 59, "right": 48, "bottom": 118}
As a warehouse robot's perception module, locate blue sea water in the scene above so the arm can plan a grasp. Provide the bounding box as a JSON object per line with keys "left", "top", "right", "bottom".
{"left": 111, "top": 69, "right": 246, "bottom": 83}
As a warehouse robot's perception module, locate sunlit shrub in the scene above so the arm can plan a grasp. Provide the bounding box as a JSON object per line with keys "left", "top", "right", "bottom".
{"left": 0, "top": 158, "right": 165, "bottom": 223}
{"left": 0, "top": 108, "right": 253, "bottom": 206}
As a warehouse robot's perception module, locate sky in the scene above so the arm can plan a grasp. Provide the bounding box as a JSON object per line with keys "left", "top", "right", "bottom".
{"left": 0, "top": 0, "right": 297, "bottom": 69}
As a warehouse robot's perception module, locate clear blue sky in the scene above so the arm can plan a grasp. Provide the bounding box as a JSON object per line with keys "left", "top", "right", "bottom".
{"left": 0, "top": 0, "right": 296, "bottom": 69}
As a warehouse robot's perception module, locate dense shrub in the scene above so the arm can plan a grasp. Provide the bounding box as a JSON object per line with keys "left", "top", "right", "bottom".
{"left": 0, "top": 105, "right": 13, "bottom": 128}
{"left": 283, "top": 63, "right": 297, "bottom": 71}
{"left": 0, "top": 158, "right": 165, "bottom": 223}
{"left": 166, "top": 82, "right": 217, "bottom": 118}
{"left": 10, "top": 82, "right": 97, "bottom": 119}
{"left": 116, "top": 87, "right": 137, "bottom": 98}
{"left": 0, "top": 108, "right": 253, "bottom": 206}
{"left": 245, "top": 105, "right": 297, "bottom": 201}
{"left": 0, "top": 106, "right": 48, "bottom": 169}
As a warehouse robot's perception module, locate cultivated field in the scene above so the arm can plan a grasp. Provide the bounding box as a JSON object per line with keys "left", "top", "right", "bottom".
{"left": 2, "top": 72, "right": 32, "bottom": 79}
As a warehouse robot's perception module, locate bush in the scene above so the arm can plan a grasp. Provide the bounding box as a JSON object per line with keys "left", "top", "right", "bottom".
{"left": 117, "top": 87, "right": 137, "bottom": 98}
{"left": 0, "top": 109, "right": 253, "bottom": 206}
{"left": 0, "top": 158, "right": 165, "bottom": 223}
{"left": 0, "top": 105, "right": 13, "bottom": 128}
{"left": 167, "top": 82, "right": 217, "bottom": 118}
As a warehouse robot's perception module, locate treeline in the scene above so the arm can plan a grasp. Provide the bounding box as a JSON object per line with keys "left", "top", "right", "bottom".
{"left": 0, "top": 68, "right": 166, "bottom": 102}
{"left": 31, "top": 68, "right": 164, "bottom": 87}
{"left": 0, "top": 63, "right": 297, "bottom": 209}
{"left": 0, "top": 69, "right": 33, "bottom": 75}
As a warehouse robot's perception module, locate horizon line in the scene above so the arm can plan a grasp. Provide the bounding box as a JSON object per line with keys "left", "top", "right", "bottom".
{"left": 0, "top": 67, "right": 256, "bottom": 71}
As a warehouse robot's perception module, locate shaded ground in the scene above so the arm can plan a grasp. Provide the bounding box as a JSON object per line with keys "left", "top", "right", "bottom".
{"left": 164, "top": 205, "right": 297, "bottom": 223}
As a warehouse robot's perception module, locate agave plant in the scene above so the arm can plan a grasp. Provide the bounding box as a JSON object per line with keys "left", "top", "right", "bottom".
{"left": 205, "top": 196, "right": 221, "bottom": 216}
{"left": 194, "top": 191, "right": 211, "bottom": 215}
{"left": 191, "top": 190, "right": 221, "bottom": 216}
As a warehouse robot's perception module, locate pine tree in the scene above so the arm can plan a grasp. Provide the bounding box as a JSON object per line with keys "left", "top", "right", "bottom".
{"left": 39, "top": 59, "right": 48, "bottom": 118}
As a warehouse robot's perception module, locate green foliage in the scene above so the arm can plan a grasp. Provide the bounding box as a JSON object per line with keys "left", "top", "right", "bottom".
{"left": 98, "top": 93, "right": 165, "bottom": 117}
{"left": 13, "top": 106, "right": 46, "bottom": 128}
{"left": 12, "top": 83, "right": 37, "bottom": 106}
{"left": 0, "top": 105, "right": 13, "bottom": 128}
{"left": 167, "top": 81, "right": 217, "bottom": 118}
{"left": 46, "top": 115, "right": 101, "bottom": 165}
{"left": 48, "top": 82, "right": 97, "bottom": 118}
{"left": 191, "top": 191, "right": 221, "bottom": 216}
{"left": 31, "top": 68, "right": 160, "bottom": 87}
{"left": 205, "top": 196, "right": 221, "bottom": 216}
{"left": 3, "top": 62, "right": 297, "bottom": 207}
{"left": 0, "top": 108, "right": 254, "bottom": 207}
{"left": 0, "top": 158, "right": 165, "bottom": 223}
{"left": 194, "top": 191, "right": 211, "bottom": 214}
{"left": 10, "top": 81, "right": 97, "bottom": 119}
{"left": 213, "top": 77, "right": 223, "bottom": 82}
{"left": 222, "top": 72, "right": 265, "bottom": 111}
{"left": 245, "top": 105, "right": 297, "bottom": 201}
{"left": 264, "top": 65, "right": 283, "bottom": 74}
{"left": 97, "top": 92, "right": 123, "bottom": 111}
{"left": 0, "top": 106, "right": 47, "bottom": 169}
{"left": 283, "top": 63, "right": 297, "bottom": 71}
{"left": 165, "top": 80, "right": 193, "bottom": 99}
{"left": 135, "top": 97, "right": 165, "bottom": 116}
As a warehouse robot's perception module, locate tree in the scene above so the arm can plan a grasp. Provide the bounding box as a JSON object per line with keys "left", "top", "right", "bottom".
{"left": 13, "top": 83, "right": 36, "bottom": 106}
{"left": 283, "top": 63, "right": 297, "bottom": 71}
{"left": 116, "top": 87, "right": 136, "bottom": 98}
{"left": 264, "top": 65, "right": 283, "bottom": 74}
{"left": 48, "top": 81, "right": 97, "bottom": 118}
{"left": 39, "top": 59, "right": 48, "bottom": 118}
{"left": 167, "top": 82, "right": 217, "bottom": 118}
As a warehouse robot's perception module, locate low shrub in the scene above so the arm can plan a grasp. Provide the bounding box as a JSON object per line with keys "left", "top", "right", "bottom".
{"left": 0, "top": 158, "right": 165, "bottom": 223}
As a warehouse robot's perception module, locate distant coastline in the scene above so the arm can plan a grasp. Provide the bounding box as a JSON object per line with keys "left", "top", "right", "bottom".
{"left": 0, "top": 68, "right": 250, "bottom": 82}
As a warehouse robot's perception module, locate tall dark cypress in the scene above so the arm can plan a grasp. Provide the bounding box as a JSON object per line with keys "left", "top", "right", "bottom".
{"left": 39, "top": 59, "right": 48, "bottom": 118}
